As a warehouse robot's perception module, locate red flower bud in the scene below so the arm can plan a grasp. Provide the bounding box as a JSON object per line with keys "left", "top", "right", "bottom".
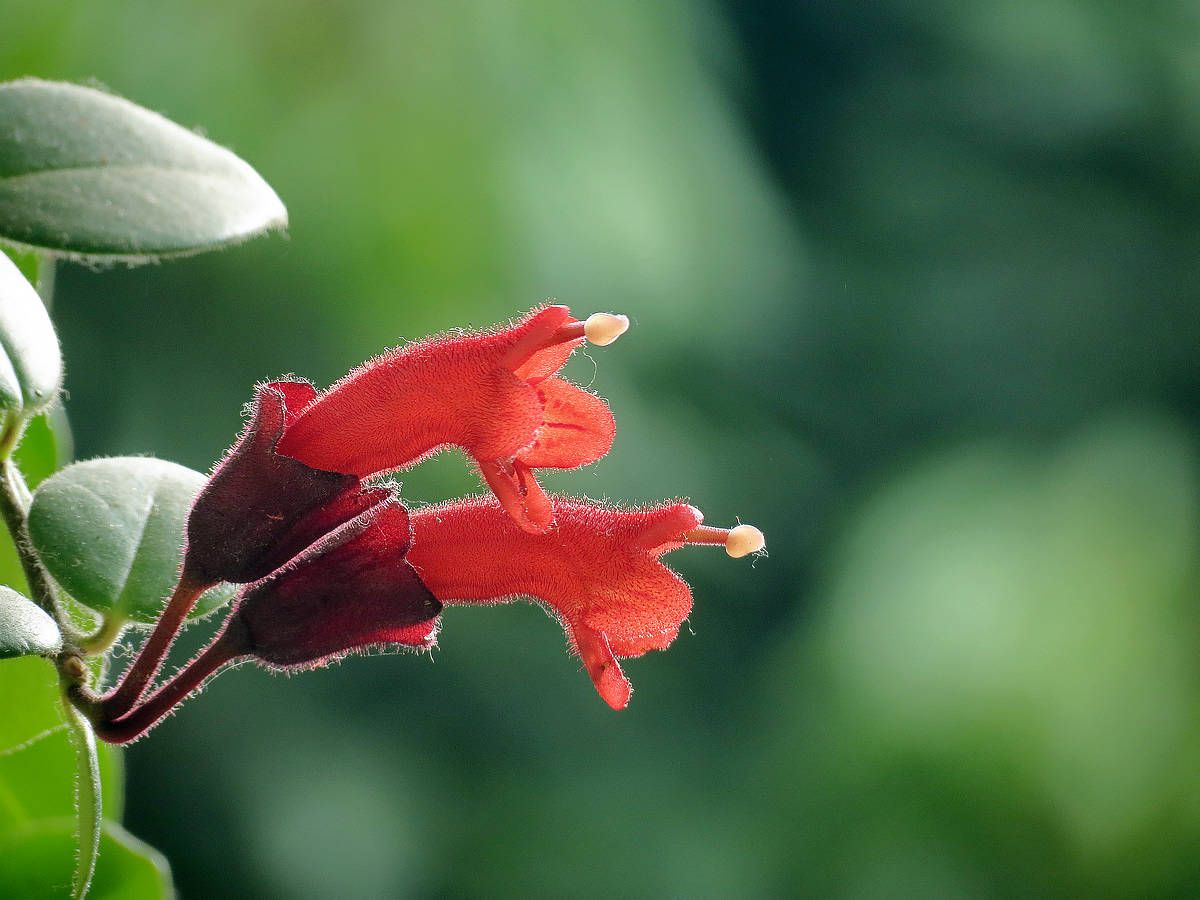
{"left": 276, "top": 306, "right": 620, "bottom": 534}
{"left": 407, "top": 496, "right": 763, "bottom": 710}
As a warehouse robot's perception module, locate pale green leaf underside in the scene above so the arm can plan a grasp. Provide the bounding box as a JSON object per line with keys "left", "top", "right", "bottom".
{"left": 0, "top": 78, "right": 286, "bottom": 260}
{"left": 0, "top": 251, "right": 61, "bottom": 414}
{"left": 28, "top": 457, "right": 234, "bottom": 623}
{"left": 0, "top": 587, "right": 60, "bottom": 659}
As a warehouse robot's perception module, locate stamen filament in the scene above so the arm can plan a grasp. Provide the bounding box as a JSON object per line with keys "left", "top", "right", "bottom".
{"left": 551, "top": 320, "right": 586, "bottom": 343}
{"left": 683, "top": 525, "right": 729, "bottom": 546}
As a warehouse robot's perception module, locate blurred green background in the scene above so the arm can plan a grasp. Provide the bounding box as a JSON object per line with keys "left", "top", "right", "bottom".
{"left": 5, "top": 1, "right": 1200, "bottom": 896}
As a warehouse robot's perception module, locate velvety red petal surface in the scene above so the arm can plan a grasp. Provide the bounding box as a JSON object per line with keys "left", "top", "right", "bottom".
{"left": 517, "top": 376, "right": 615, "bottom": 469}
{"left": 498, "top": 306, "right": 576, "bottom": 374}
{"left": 277, "top": 306, "right": 580, "bottom": 476}
{"left": 512, "top": 332, "right": 582, "bottom": 384}
{"left": 478, "top": 458, "right": 554, "bottom": 535}
{"left": 578, "top": 561, "right": 692, "bottom": 652}
{"left": 573, "top": 625, "right": 632, "bottom": 710}
{"left": 279, "top": 355, "right": 543, "bottom": 475}
{"left": 407, "top": 496, "right": 699, "bottom": 706}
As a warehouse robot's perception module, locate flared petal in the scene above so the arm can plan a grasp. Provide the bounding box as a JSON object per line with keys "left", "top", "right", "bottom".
{"left": 581, "top": 562, "right": 693, "bottom": 654}
{"left": 606, "top": 626, "right": 681, "bottom": 659}
{"left": 572, "top": 624, "right": 632, "bottom": 710}
{"left": 478, "top": 458, "right": 554, "bottom": 534}
{"left": 408, "top": 496, "right": 698, "bottom": 706}
{"left": 517, "top": 376, "right": 615, "bottom": 469}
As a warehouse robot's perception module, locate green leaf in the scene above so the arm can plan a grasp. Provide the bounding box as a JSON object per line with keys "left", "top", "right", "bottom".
{"left": 0, "top": 819, "right": 173, "bottom": 899}
{"left": 0, "top": 250, "right": 61, "bottom": 416}
{"left": 0, "top": 587, "right": 60, "bottom": 659}
{"left": 0, "top": 246, "right": 39, "bottom": 289}
{"left": 63, "top": 702, "right": 102, "bottom": 898}
{"left": 0, "top": 528, "right": 27, "bottom": 595}
{"left": 0, "top": 247, "right": 53, "bottom": 306}
{"left": 0, "top": 656, "right": 121, "bottom": 829}
{"left": 14, "top": 409, "right": 71, "bottom": 489}
{"left": 0, "top": 78, "right": 287, "bottom": 261}
{"left": 0, "top": 661, "right": 171, "bottom": 897}
{"left": 28, "top": 457, "right": 235, "bottom": 624}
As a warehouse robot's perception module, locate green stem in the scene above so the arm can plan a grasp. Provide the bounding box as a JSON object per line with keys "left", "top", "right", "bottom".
{"left": 0, "top": 457, "right": 81, "bottom": 645}
{"left": 0, "top": 413, "right": 26, "bottom": 465}
{"left": 61, "top": 691, "right": 101, "bottom": 899}
{"left": 77, "top": 614, "right": 127, "bottom": 657}
{"left": 0, "top": 457, "right": 57, "bottom": 617}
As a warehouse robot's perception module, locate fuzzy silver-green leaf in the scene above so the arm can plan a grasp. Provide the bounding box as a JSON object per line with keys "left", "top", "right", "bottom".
{"left": 0, "top": 78, "right": 287, "bottom": 261}
{"left": 0, "top": 252, "right": 61, "bottom": 415}
{"left": 28, "top": 457, "right": 235, "bottom": 623}
{"left": 0, "top": 587, "right": 60, "bottom": 659}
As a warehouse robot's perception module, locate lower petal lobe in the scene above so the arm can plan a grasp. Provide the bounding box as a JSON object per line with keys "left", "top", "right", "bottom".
{"left": 518, "top": 376, "right": 615, "bottom": 469}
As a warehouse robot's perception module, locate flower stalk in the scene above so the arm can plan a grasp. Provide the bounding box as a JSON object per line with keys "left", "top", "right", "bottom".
{"left": 83, "top": 621, "right": 248, "bottom": 745}
{"left": 98, "top": 577, "right": 208, "bottom": 721}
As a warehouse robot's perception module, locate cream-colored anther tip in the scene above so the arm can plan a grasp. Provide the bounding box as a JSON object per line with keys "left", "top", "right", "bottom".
{"left": 584, "top": 313, "right": 630, "bottom": 346}
{"left": 725, "top": 524, "right": 765, "bottom": 558}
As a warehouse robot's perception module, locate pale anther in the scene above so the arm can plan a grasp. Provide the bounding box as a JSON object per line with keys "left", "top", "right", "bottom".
{"left": 584, "top": 313, "right": 630, "bottom": 346}
{"left": 725, "top": 524, "right": 765, "bottom": 558}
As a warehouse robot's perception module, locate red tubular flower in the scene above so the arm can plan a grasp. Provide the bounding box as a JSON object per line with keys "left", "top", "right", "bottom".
{"left": 276, "top": 306, "right": 627, "bottom": 534}
{"left": 406, "top": 496, "right": 765, "bottom": 710}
